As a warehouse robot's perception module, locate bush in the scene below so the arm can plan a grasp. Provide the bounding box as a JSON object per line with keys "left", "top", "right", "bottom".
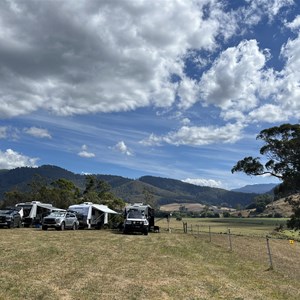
{"left": 223, "top": 211, "right": 231, "bottom": 218}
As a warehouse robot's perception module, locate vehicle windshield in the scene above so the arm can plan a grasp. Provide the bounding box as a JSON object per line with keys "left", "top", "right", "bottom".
{"left": 128, "top": 210, "right": 145, "bottom": 219}
{"left": 48, "top": 211, "right": 66, "bottom": 217}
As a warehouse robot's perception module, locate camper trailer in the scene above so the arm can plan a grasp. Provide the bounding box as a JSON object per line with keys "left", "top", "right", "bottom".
{"left": 15, "top": 201, "right": 64, "bottom": 227}
{"left": 68, "top": 202, "right": 118, "bottom": 229}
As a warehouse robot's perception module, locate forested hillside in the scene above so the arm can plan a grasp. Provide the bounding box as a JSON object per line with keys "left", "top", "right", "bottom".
{"left": 0, "top": 165, "right": 257, "bottom": 208}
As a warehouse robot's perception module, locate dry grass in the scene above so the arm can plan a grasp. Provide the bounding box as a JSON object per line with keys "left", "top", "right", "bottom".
{"left": 0, "top": 223, "right": 299, "bottom": 300}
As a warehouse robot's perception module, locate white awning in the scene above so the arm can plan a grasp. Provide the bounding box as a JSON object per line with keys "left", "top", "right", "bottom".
{"left": 38, "top": 203, "right": 65, "bottom": 211}
{"left": 92, "top": 204, "right": 118, "bottom": 214}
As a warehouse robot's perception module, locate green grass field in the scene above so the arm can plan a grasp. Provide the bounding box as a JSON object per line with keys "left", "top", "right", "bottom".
{"left": 163, "top": 217, "right": 288, "bottom": 236}
{"left": 0, "top": 218, "right": 299, "bottom": 300}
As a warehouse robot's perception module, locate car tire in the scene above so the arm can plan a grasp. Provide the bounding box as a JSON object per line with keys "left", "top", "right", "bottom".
{"left": 10, "top": 220, "right": 15, "bottom": 229}
{"left": 42, "top": 225, "right": 48, "bottom": 231}
{"left": 60, "top": 222, "right": 65, "bottom": 231}
{"left": 72, "top": 223, "right": 77, "bottom": 230}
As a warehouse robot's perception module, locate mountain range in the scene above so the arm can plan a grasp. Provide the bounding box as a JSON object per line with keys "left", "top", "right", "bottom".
{"left": 0, "top": 165, "right": 272, "bottom": 208}
{"left": 231, "top": 183, "right": 277, "bottom": 194}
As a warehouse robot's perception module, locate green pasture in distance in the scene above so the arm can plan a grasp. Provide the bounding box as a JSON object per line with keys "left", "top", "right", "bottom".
{"left": 157, "top": 217, "right": 289, "bottom": 237}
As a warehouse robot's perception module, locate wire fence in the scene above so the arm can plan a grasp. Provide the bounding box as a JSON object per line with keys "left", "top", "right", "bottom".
{"left": 163, "top": 221, "right": 300, "bottom": 281}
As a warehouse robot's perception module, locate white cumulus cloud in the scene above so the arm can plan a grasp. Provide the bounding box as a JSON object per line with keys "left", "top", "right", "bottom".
{"left": 0, "top": 0, "right": 235, "bottom": 118}
{"left": 249, "top": 104, "right": 290, "bottom": 123}
{"left": 197, "top": 40, "right": 267, "bottom": 112}
{"left": 78, "top": 145, "right": 95, "bottom": 158}
{"left": 0, "top": 149, "right": 38, "bottom": 169}
{"left": 142, "top": 123, "right": 245, "bottom": 146}
{"left": 113, "top": 141, "right": 133, "bottom": 156}
{"left": 24, "top": 127, "right": 52, "bottom": 138}
{"left": 182, "top": 178, "right": 223, "bottom": 188}
{"left": 285, "top": 15, "right": 300, "bottom": 31}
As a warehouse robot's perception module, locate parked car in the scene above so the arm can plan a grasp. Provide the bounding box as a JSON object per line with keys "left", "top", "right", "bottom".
{"left": 0, "top": 208, "right": 22, "bottom": 228}
{"left": 42, "top": 211, "right": 79, "bottom": 231}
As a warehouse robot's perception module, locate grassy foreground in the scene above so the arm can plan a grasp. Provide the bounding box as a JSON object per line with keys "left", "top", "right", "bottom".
{"left": 0, "top": 223, "right": 299, "bottom": 300}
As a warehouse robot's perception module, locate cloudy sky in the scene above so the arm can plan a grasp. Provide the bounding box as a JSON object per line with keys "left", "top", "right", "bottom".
{"left": 0, "top": 0, "right": 300, "bottom": 190}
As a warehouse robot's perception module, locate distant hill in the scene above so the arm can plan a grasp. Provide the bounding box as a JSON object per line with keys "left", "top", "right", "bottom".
{"left": 137, "top": 176, "right": 257, "bottom": 207}
{"left": 0, "top": 165, "right": 258, "bottom": 208}
{"left": 231, "top": 183, "right": 277, "bottom": 194}
{"left": 230, "top": 194, "right": 297, "bottom": 218}
{"left": 0, "top": 165, "right": 83, "bottom": 194}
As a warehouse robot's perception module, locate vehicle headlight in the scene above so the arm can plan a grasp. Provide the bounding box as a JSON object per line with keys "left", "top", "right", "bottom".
{"left": 144, "top": 220, "right": 149, "bottom": 225}
{"left": 6, "top": 216, "right": 12, "bottom": 221}
{"left": 125, "top": 220, "right": 131, "bottom": 225}
{"left": 55, "top": 218, "right": 61, "bottom": 222}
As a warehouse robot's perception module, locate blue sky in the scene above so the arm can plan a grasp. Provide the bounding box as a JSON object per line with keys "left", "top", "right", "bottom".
{"left": 0, "top": 0, "right": 300, "bottom": 189}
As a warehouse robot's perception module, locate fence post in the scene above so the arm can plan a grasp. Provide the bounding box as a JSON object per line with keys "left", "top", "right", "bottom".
{"left": 183, "top": 222, "right": 187, "bottom": 234}
{"left": 266, "top": 236, "right": 274, "bottom": 270}
{"left": 228, "top": 228, "right": 232, "bottom": 251}
{"left": 209, "top": 225, "right": 211, "bottom": 242}
{"left": 167, "top": 216, "right": 171, "bottom": 233}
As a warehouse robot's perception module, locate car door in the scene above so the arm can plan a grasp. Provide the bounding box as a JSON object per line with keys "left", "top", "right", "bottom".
{"left": 65, "top": 213, "right": 72, "bottom": 228}
{"left": 69, "top": 213, "right": 76, "bottom": 227}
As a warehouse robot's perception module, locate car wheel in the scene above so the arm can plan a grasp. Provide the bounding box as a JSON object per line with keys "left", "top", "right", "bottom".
{"left": 10, "top": 220, "right": 15, "bottom": 229}
{"left": 17, "top": 219, "right": 22, "bottom": 228}
{"left": 42, "top": 225, "right": 48, "bottom": 231}
{"left": 72, "top": 223, "right": 77, "bottom": 230}
{"left": 60, "top": 222, "right": 65, "bottom": 231}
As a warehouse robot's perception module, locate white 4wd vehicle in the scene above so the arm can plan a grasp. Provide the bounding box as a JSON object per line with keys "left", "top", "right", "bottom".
{"left": 42, "top": 211, "right": 79, "bottom": 231}
{"left": 123, "top": 209, "right": 149, "bottom": 235}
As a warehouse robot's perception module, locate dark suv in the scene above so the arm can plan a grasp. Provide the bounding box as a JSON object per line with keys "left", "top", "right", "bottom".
{"left": 0, "top": 208, "right": 22, "bottom": 228}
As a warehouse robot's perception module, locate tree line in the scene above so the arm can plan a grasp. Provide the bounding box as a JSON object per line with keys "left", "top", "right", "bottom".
{"left": 0, "top": 175, "right": 125, "bottom": 212}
